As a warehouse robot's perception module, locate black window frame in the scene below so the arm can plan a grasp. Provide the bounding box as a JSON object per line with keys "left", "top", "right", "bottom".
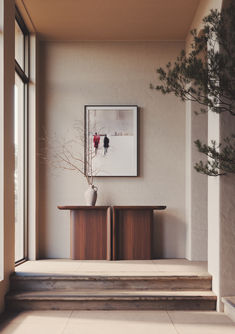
{"left": 14, "top": 6, "right": 29, "bottom": 265}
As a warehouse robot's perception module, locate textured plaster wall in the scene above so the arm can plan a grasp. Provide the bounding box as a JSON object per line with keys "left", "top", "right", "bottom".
{"left": 38, "top": 41, "right": 186, "bottom": 259}
{"left": 0, "top": 0, "right": 15, "bottom": 313}
{"left": 220, "top": 113, "right": 235, "bottom": 298}
{"left": 219, "top": 0, "right": 235, "bottom": 308}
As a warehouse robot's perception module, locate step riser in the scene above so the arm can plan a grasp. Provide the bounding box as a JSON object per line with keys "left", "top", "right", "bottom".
{"left": 11, "top": 278, "right": 212, "bottom": 291}
{"left": 6, "top": 299, "right": 216, "bottom": 311}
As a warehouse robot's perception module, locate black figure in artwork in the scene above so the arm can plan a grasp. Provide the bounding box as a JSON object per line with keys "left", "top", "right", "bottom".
{"left": 103, "top": 134, "right": 109, "bottom": 155}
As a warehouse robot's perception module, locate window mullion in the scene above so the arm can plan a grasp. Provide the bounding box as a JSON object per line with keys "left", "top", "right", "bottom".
{"left": 15, "top": 61, "right": 29, "bottom": 84}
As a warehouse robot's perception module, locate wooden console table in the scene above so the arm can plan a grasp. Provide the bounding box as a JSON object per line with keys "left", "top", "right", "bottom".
{"left": 112, "top": 206, "right": 166, "bottom": 260}
{"left": 58, "top": 206, "right": 111, "bottom": 260}
{"left": 58, "top": 205, "right": 166, "bottom": 261}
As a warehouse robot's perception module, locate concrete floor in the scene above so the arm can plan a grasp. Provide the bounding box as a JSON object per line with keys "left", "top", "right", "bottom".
{"left": 1, "top": 260, "right": 233, "bottom": 332}
{"left": 0, "top": 310, "right": 235, "bottom": 334}
{"left": 15, "top": 259, "right": 209, "bottom": 276}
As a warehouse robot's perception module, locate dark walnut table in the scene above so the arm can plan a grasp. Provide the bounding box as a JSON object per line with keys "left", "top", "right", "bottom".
{"left": 58, "top": 206, "right": 111, "bottom": 260}
{"left": 112, "top": 206, "right": 166, "bottom": 260}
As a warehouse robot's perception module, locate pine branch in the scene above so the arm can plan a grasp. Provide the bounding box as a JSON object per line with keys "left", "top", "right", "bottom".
{"left": 151, "top": 2, "right": 235, "bottom": 176}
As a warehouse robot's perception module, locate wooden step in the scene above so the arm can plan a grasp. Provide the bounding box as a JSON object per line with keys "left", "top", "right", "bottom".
{"left": 5, "top": 289, "right": 216, "bottom": 311}
{"left": 10, "top": 273, "right": 212, "bottom": 291}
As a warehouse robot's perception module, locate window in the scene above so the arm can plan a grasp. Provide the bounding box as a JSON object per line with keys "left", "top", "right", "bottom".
{"left": 14, "top": 7, "right": 29, "bottom": 263}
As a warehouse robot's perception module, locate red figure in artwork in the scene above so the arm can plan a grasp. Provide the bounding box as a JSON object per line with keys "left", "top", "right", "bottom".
{"left": 93, "top": 132, "right": 100, "bottom": 155}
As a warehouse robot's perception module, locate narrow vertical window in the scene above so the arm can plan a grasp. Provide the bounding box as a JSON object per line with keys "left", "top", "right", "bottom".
{"left": 14, "top": 7, "right": 29, "bottom": 263}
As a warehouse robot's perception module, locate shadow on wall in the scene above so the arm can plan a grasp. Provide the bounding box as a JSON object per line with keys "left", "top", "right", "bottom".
{"left": 152, "top": 209, "right": 186, "bottom": 259}
{"left": 220, "top": 110, "right": 235, "bottom": 297}
{"left": 38, "top": 42, "right": 48, "bottom": 259}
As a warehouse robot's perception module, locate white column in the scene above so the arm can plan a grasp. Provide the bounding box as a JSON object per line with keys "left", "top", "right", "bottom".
{"left": 207, "top": 110, "right": 221, "bottom": 309}
{"left": 185, "top": 99, "right": 208, "bottom": 261}
{"left": 185, "top": 101, "right": 192, "bottom": 259}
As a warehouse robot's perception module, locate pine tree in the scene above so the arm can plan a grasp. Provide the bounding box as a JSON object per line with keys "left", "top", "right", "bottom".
{"left": 151, "top": 2, "right": 235, "bottom": 176}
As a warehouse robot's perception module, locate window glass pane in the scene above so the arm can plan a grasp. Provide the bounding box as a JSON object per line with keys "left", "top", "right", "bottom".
{"left": 15, "top": 20, "right": 24, "bottom": 70}
{"left": 14, "top": 72, "right": 25, "bottom": 262}
{"left": 24, "top": 34, "right": 29, "bottom": 77}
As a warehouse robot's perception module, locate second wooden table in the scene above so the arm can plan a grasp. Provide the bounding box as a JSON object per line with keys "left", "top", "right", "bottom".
{"left": 112, "top": 206, "right": 166, "bottom": 260}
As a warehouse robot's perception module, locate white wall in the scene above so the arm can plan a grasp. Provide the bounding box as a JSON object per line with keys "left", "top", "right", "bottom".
{"left": 38, "top": 41, "right": 186, "bottom": 259}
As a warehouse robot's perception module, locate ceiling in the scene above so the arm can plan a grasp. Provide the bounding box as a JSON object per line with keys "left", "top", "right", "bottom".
{"left": 17, "top": 0, "right": 200, "bottom": 41}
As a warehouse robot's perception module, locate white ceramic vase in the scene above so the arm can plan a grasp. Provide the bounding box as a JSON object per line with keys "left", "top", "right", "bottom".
{"left": 85, "top": 185, "right": 98, "bottom": 206}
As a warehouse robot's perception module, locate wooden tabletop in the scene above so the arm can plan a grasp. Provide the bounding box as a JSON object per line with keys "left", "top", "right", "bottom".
{"left": 113, "top": 206, "right": 166, "bottom": 210}
{"left": 58, "top": 206, "right": 110, "bottom": 210}
{"left": 58, "top": 206, "right": 166, "bottom": 210}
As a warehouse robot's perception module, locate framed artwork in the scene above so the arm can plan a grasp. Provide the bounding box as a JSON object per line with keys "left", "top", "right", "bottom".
{"left": 85, "top": 105, "right": 138, "bottom": 177}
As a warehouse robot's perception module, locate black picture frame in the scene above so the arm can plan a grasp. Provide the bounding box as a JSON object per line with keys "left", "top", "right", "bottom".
{"left": 84, "top": 105, "right": 138, "bottom": 177}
